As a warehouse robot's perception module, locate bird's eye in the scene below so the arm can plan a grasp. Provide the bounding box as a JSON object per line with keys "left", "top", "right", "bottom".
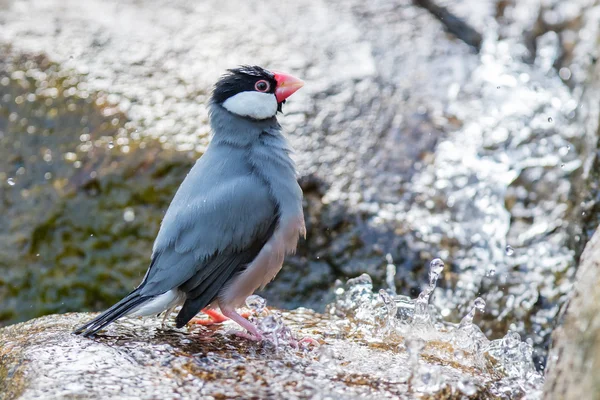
{"left": 255, "top": 80, "right": 270, "bottom": 92}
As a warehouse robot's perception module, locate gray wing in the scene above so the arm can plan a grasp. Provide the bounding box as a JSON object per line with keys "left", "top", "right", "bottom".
{"left": 139, "top": 147, "right": 278, "bottom": 299}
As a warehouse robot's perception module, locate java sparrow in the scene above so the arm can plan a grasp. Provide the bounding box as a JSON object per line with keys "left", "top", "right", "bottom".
{"left": 74, "top": 66, "right": 305, "bottom": 340}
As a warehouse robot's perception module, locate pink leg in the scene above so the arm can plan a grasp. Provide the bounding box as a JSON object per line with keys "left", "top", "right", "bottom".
{"left": 221, "top": 307, "right": 263, "bottom": 341}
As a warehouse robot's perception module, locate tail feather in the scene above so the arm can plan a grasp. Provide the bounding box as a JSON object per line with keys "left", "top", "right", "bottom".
{"left": 73, "top": 290, "right": 151, "bottom": 337}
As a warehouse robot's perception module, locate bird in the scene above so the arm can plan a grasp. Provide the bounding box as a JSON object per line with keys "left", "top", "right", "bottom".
{"left": 73, "top": 66, "right": 306, "bottom": 340}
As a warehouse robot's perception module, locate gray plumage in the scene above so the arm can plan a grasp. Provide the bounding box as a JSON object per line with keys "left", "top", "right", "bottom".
{"left": 74, "top": 92, "right": 304, "bottom": 337}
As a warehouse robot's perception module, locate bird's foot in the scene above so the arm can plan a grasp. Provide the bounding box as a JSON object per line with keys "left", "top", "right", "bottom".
{"left": 221, "top": 307, "right": 264, "bottom": 342}
{"left": 191, "top": 309, "right": 228, "bottom": 325}
{"left": 191, "top": 309, "right": 252, "bottom": 326}
{"left": 227, "top": 329, "right": 263, "bottom": 342}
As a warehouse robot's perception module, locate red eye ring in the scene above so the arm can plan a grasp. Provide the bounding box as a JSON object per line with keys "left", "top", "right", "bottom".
{"left": 255, "top": 80, "right": 270, "bottom": 92}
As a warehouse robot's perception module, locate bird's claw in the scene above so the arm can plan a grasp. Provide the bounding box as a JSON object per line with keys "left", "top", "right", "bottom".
{"left": 227, "top": 329, "right": 263, "bottom": 342}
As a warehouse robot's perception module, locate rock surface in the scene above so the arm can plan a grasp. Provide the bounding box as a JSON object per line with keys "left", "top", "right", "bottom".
{"left": 544, "top": 227, "right": 600, "bottom": 399}
{"left": 0, "top": 309, "right": 522, "bottom": 400}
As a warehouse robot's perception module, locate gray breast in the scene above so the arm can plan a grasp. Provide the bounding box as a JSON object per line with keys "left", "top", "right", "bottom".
{"left": 246, "top": 129, "right": 303, "bottom": 222}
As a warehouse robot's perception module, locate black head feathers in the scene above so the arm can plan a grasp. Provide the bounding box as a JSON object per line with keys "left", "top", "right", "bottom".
{"left": 212, "top": 65, "right": 277, "bottom": 104}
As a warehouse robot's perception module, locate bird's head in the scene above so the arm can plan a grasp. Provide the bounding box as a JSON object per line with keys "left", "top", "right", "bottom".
{"left": 211, "top": 66, "right": 304, "bottom": 120}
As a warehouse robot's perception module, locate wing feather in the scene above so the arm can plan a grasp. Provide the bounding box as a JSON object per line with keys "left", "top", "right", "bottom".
{"left": 138, "top": 147, "right": 278, "bottom": 297}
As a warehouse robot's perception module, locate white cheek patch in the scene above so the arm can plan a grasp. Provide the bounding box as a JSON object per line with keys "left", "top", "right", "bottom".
{"left": 222, "top": 91, "right": 278, "bottom": 120}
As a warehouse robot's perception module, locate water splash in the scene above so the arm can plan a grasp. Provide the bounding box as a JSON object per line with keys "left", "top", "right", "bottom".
{"left": 412, "top": 258, "right": 444, "bottom": 334}
{"left": 385, "top": 253, "right": 397, "bottom": 295}
{"left": 459, "top": 297, "right": 486, "bottom": 329}
{"left": 245, "top": 294, "right": 267, "bottom": 315}
{"left": 326, "top": 257, "right": 544, "bottom": 398}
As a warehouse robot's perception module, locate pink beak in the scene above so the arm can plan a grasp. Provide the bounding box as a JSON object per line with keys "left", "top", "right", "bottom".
{"left": 273, "top": 71, "right": 304, "bottom": 103}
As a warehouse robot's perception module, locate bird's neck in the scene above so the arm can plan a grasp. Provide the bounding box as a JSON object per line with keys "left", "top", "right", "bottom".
{"left": 209, "top": 102, "right": 281, "bottom": 148}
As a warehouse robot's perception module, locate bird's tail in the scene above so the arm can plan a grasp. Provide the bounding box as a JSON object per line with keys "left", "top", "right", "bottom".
{"left": 73, "top": 289, "right": 151, "bottom": 337}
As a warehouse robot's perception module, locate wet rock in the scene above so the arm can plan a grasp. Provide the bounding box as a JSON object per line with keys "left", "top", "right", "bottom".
{"left": 544, "top": 228, "right": 600, "bottom": 399}
{"left": 0, "top": 311, "right": 518, "bottom": 399}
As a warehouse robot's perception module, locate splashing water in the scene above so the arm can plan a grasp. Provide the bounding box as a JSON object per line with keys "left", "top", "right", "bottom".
{"left": 324, "top": 258, "right": 544, "bottom": 398}
{"left": 245, "top": 294, "right": 267, "bottom": 315}
{"left": 224, "top": 257, "right": 542, "bottom": 397}
{"left": 411, "top": 258, "right": 445, "bottom": 335}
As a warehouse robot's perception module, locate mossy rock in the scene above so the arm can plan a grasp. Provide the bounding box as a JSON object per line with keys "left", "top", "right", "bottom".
{"left": 0, "top": 50, "right": 196, "bottom": 324}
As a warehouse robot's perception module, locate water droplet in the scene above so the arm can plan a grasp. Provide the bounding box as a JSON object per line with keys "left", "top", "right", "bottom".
{"left": 412, "top": 258, "right": 445, "bottom": 329}
{"left": 487, "top": 268, "right": 496, "bottom": 277}
{"left": 347, "top": 273, "right": 373, "bottom": 289}
{"left": 379, "top": 289, "right": 397, "bottom": 326}
{"left": 458, "top": 297, "right": 485, "bottom": 329}
{"left": 44, "top": 172, "right": 52, "bottom": 180}
{"left": 245, "top": 294, "right": 266, "bottom": 314}
{"left": 259, "top": 315, "right": 282, "bottom": 333}
{"left": 346, "top": 273, "right": 373, "bottom": 306}
{"left": 505, "top": 245, "right": 514, "bottom": 256}
{"left": 548, "top": 117, "right": 553, "bottom": 122}
{"left": 7, "top": 178, "right": 15, "bottom": 186}
{"left": 107, "top": 141, "right": 114, "bottom": 149}
{"left": 504, "top": 331, "right": 521, "bottom": 348}
{"left": 473, "top": 297, "right": 486, "bottom": 312}
{"left": 560, "top": 163, "right": 565, "bottom": 168}
{"left": 123, "top": 208, "right": 135, "bottom": 222}
{"left": 386, "top": 262, "right": 396, "bottom": 294}
{"left": 429, "top": 258, "right": 444, "bottom": 275}
{"left": 559, "top": 67, "right": 572, "bottom": 80}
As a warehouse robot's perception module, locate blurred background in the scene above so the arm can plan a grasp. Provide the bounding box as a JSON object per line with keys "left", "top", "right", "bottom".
{"left": 0, "top": 0, "right": 599, "bottom": 372}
